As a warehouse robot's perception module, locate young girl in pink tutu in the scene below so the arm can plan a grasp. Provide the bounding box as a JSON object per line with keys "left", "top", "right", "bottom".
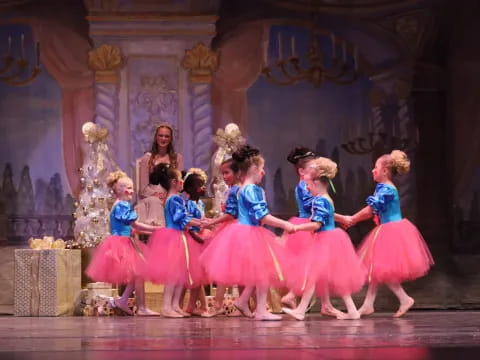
{"left": 145, "top": 164, "right": 205, "bottom": 318}
{"left": 349, "top": 150, "right": 434, "bottom": 317}
{"left": 201, "top": 145, "right": 294, "bottom": 320}
{"left": 202, "top": 158, "right": 241, "bottom": 315}
{"left": 282, "top": 157, "right": 366, "bottom": 321}
{"left": 182, "top": 168, "right": 212, "bottom": 316}
{"left": 281, "top": 147, "right": 352, "bottom": 317}
{"left": 86, "top": 171, "right": 161, "bottom": 316}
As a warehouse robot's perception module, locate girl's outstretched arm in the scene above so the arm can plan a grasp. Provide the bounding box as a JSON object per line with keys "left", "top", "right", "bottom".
{"left": 351, "top": 206, "right": 374, "bottom": 225}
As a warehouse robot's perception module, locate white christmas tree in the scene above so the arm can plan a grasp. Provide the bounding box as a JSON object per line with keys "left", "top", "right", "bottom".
{"left": 71, "top": 122, "right": 118, "bottom": 248}
{"left": 209, "top": 123, "right": 245, "bottom": 217}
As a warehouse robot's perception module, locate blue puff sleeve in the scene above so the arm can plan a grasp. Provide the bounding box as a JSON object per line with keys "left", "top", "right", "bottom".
{"left": 366, "top": 183, "right": 396, "bottom": 214}
{"left": 168, "top": 195, "right": 192, "bottom": 230}
{"left": 311, "top": 197, "right": 331, "bottom": 226}
{"left": 298, "top": 181, "right": 314, "bottom": 213}
{"left": 243, "top": 184, "right": 270, "bottom": 222}
{"left": 186, "top": 200, "right": 202, "bottom": 220}
{"left": 225, "top": 185, "right": 239, "bottom": 218}
{"left": 112, "top": 201, "right": 137, "bottom": 224}
{"left": 186, "top": 200, "right": 202, "bottom": 232}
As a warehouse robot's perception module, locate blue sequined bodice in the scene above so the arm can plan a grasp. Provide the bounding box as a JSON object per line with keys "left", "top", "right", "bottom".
{"left": 165, "top": 194, "right": 192, "bottom": 231}
{"left": 366, "top": 183, "right": 403, "bottom": 224}
{"left": 237, "top": 184, "right": 270, "bottom": 226}
{"left": 110, "top": 201, "right": 137, "bottom": 236}
{"left": 311, "top": 196, "right": 335, "bottom": 232}
{"left": 295, "top": 180, "right": 314, "bottom": 218}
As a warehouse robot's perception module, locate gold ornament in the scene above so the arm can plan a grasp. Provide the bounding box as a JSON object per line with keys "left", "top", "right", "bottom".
{"left": 181, "top": 42, "right": 218, "bottom": 83}
{"left": 93, "top": 178, "right": 100, "bottom": 186}
{"left": 73, "top": 201, "right": 79, "bottom": 208}
{"left": 87, "top": 184, "right": 94, "bottom": 192}
{"left": 88, "top": 44, "right": 123, "bottom": 83}
{"left": 98, "top": 197, "right": 105, "bottom": 203}
{"left": 79, "top": 231, "right": 85, "bottom": 239}
{"left": 72, "top": 212, "right": 77, "bottom": 220}
{"left": 91, "top": 217, "right": 99, "bottom": 224}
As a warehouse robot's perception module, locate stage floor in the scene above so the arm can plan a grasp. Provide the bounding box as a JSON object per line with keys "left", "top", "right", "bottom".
{"left": 0, "top": 311, "right": 479, "bottom": 359}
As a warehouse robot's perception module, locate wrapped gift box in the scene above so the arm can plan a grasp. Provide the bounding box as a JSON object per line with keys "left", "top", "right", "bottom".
{"left": 14, "top": 249, "right": 81, "bottom": 316}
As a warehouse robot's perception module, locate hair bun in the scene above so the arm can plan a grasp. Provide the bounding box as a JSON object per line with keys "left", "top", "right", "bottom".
{"left": 232, "top": 145, "right": 260, "bottom": 162}
{"left": 106, "top": 170, "right": 127, "bottom": 188}
{"left": 390, "top": 150, "right": 410, "bottom": 175}
{"left": 310, "top": 157, "right": 338, "bottom": 180}
{"left": 287, "top": 147, "right": 316, "bottom": 164}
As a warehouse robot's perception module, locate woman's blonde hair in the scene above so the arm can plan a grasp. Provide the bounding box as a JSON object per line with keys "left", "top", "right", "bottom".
{"left": 379, "top": 150, "right": 410, "bottom": 176}
{"left": 106, "top": 170, "right": 128, "bottom": 189}
{"left": 309, "top": 157, "right": 338, "bottom": 181}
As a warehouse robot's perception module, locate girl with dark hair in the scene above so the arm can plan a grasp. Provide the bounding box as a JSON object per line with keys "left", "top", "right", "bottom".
{"left": 144, "top": 164, "right": 205, "bottom": 318}
{"left": 201, "top": 145, "right": 293, "bottom": 321}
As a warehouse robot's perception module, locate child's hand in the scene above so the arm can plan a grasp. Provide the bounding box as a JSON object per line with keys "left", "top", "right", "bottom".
{"left": 200, "top": 219, "right": 212, "bottom": 229}
{"left": 284, "top": 222, "right": 295, "bottom": 234}
{"left": 337, "top": 215, "right": 354, "bottom": 229}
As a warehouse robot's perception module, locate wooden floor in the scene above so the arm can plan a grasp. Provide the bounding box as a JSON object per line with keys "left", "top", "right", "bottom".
{"left": 0, "top": 311, "right": 479, "bottom": 359}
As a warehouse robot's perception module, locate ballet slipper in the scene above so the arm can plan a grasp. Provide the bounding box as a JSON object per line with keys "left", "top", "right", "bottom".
{"left": 282, "top": 307, "right": 305, "bottom": 321}
{"left": 136, "top": 308, "right": 160, "bottom": 316}
{"left": 233, "top": 300, "right": 254, "bottom": 318}
{"left": 173, "top": 307, "right": 191, "bottom": 317}
{"left": 320, "top": 306, "right": 344, "bottom": 318}
{"left": 393, "top": 297, "right": 414, "bottom": 318}
{"left": 254, "top": 311, "right": 282, "bottom": 321}
{"left": 281, "top": 294, "right": 297, "bottom": 309}
{"left": 162, "top": 308, "right": 184, "bottom": 318}
{"left": 358, "top": 305, "right": 375, "bottom": 316}
{"left": 336, "top": 310, "right": 360, "bottom": 320}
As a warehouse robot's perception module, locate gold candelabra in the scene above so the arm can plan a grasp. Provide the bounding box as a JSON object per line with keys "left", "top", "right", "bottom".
{"left": 262, "top": 30, "right": 359, "bottom": 87}
{"left": 1, "top": 34, "right": 41, "bottom": 86}
{"left": 341, "top": 132, "right": 416, "bottom": 160}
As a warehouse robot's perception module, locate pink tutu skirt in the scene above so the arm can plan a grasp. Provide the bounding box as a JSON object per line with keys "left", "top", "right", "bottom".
{"left": 200, "top": 223, "right": 286, "bottom": 288}
{"left": 283, "top": 217, "right": 313, "bottom": 255}
{"left": 145, "top": 228, "right": 205, "bottom": 288}
{"left": 86, "top": 235, "right": 147, "bottom": 284}
{"left": 357, "top": 219, "right": 434, "bottom": 284}
{"left": 285, "top": 228, "right": 366, "bottom": 297}
{"left": 202, "top": 219, "right": 237, "bottom": 249}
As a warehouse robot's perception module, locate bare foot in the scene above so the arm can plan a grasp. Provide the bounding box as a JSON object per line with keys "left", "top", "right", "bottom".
{"left": 233, "top": 301, "right": 254, "bottom": 318}
{"left": 255, "top": 312, "right": 282, "bottom": 321}
{"left": 321, "top": 306, "right": 344, "bottom": 318}
{"left": 393, "top": 297, "right": 414, "bottom": 318}
{"left": 358, "top": 305, "right": 375, "bottom": 316}
{"left": 282, "top": 307, "right": 305, "bottom": 321}
{"left": 281, "top": 294, "right": 297, "bottom": 309}
{"left": 336, "top": 310, "right": 360, "bottom": 320}
{"left": 114, "top": 298, "right": 133, "bottom": 315}
{"left": 162, "top": 308, "right": 184, "bottom": 318}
